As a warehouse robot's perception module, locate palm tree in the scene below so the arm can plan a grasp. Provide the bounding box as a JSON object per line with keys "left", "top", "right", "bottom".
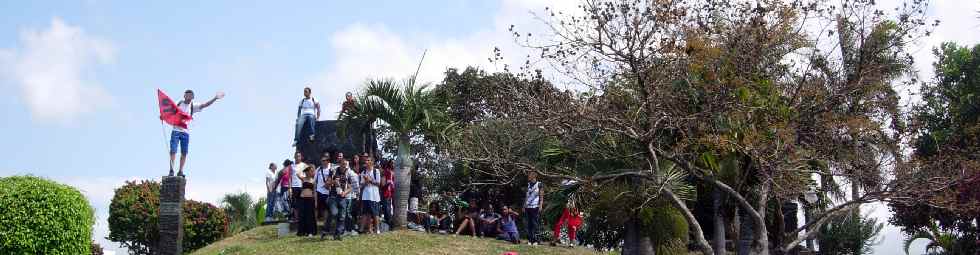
{"left": 904, "top": 223, "right": 957, "bottom": 255}
{"left": 221, "top": 192, "right": 255, "bottom": 233}
{"left": 341, "top": 78, "right": 447, "bottom": 229}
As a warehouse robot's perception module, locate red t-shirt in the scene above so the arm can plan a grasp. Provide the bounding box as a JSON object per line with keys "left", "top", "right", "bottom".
{"left": 382, "top": 169, "right": 395, "bottom": 198}
{"left": 279, "top": 167, "right": 292, "bottom": 188}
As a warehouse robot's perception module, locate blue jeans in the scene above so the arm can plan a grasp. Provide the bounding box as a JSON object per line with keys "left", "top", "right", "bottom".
{"left": 265, "top": 191, "right": 277, "bottom": 218}
{"left": 381, "top": 198, "right": 393, "bottom": 225}
{"left": 328, "top": 196, "right": 348, "bottom": 235}
{"left": 525, "top": 207, "right": 540, "bottom": 243}
{"left": 344, "top": 198, "right": 355, "bottom": 231}
{"left": 169, "top": 130, "right": 189, "bottom": 154}
{"left": 294, "top": 114, "right": 316, "bottom": 142}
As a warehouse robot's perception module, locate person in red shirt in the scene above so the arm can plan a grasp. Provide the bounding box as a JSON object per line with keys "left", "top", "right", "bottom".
{"left": 277, "top": 160, "right": 293, "bottom": 220}
{"left": 551, "top": 195, "right": 583, "bottom": 247}
{"left": 381, "top": 159, "right": 396, "bottom": 227}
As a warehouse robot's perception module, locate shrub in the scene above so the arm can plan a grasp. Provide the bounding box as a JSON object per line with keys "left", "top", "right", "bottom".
{"left": 91, "top": 241, "right": 104, "bottom": 255}
{"left": 183, "top": 200, "right": 228, "bottom": 252}
{"left": 108, "top": 180, "right": 229, "bottom": 254}
{"left": 254, "top": 197, "right": 267, "bottom": 226}
{"left": 0, "top": 175, "right": 95, "bottom": 254}
{"left": 107, "top": 180, "right": 160, "bottom": 254}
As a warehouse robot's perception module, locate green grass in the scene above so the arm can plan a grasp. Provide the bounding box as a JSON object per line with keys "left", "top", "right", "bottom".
{"left": 189, "top": 225, "right": 610, "bottom": 255}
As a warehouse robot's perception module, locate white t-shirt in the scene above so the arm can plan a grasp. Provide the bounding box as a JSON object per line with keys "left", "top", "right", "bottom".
{"left": 172, "top": 101, "right": 203, "bottom": 133}
{"left": 314, "top": 164, "right": 332, "bottom": 195}
{"left": 346, "top": 168, "right": 359, "bottom": 200}
{"left": 299, "top": 97, "right": 317, "bottom": 116}
{"left": 526, "top": 181, "right": 541, "bottom": 208}
{"left": 291, "top": 162, "right": 309, "bottom": 188}
{"left": 361, "top": 168, "right": 381, "bottom": 202}
{"left": 265, "top": 170, "right": 277, "bottom": 192}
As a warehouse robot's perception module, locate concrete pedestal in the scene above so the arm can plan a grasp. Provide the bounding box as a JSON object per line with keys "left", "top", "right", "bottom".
{"left": 159, "top": 176, "right": 185, "bottom": 255}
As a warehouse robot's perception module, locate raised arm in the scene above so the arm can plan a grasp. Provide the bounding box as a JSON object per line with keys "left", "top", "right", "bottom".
{"left": 198, "top": 92, "right": 223, "bottom": 110}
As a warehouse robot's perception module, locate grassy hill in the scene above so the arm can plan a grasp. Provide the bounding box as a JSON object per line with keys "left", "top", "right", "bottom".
{"left": 189, "top": 225, "right": 610, "bottom": 255}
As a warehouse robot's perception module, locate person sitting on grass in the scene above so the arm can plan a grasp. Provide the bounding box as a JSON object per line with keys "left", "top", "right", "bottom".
{"left": 454, "top": 204, "right": 477, "bottom": 237}
{"left": 478, "top": 204, "right": 502, "bottom": 238}
{"left": 499, "top": 205, "right": 521, "bottom": 244}
{"left": 426, "top": 202, "right": 452, "bottom": 233}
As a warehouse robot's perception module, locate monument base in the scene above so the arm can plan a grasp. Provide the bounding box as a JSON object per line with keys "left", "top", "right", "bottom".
{"left": 159, "top": 176, "right": 185, "bottom": 255}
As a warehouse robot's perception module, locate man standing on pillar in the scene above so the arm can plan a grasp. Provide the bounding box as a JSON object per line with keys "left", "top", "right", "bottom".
{"left": 169, "top": 89, "right": 223, "bottom": 177}
{"left": 294, "top": 87, "right": 320, "bottom": 146}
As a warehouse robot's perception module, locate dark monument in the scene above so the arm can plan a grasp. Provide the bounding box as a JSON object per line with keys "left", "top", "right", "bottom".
{"left": 159, "top": 176, "right": 185, "bottom": 255}
{"left": 296, "top": 120, "right": 379, "bottom": 166}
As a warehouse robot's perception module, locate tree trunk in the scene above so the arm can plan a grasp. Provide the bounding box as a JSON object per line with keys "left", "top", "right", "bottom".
{"left": 737, "top": 209, "right": 753, "bottom": 255}
{"left": 392, "top": 134, "right": 412, "bottom": 229}
{"left": 773, "top": 201, "right": 784, "bottom": 255}
{"left": 664, "top": 189, "right": 715, "bottom": 255}
{"left": 803, "top": 202, "right": 814, "bottom": 251}
{"left": 752, "top": 185, "right": 770, "bottom": 255}
{"left": 850, "top": 180, "right": 860, "bottom": 217}
{"left": 712, "top": 189, "right": 727, "bottom": 255}
{"left": 623, "top": 217, "right": 656, "bottom": 255}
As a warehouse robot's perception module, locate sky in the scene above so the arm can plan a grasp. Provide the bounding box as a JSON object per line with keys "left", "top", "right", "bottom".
{"left": 0, "top": 1, "right": 977, "bottom": 254}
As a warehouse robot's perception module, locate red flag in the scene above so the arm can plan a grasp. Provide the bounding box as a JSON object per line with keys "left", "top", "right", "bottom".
{"left": 157, "top": 89, "right": 192, "bottom": 129}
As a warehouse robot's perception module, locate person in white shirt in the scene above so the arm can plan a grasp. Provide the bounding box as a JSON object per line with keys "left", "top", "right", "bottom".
{"left": 360, "top": 158, "right": 382, "bottom": 234}
{"left": 524, "top": 171, "right": 545, "bottom": 245}
{"left": 314, "top": 153, "right": 333, "bottom": 224}
{"left": 169, "top": 89, "right": 223, "bottom": 177}
{"left": 344, "top": 154, "right": 360, "bottom": 233}
{"left": 265, "top": 162, "right": 278, "bottom": 222}
{"left": 291, "top": 151, "right": 311, "bottom": 222}
{"left": 294, "top": 87, "right": 320, "bottom": 146}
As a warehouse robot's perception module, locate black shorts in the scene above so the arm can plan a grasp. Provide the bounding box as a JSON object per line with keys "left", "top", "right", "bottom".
{"left": 362, "top": 200, "right": 380, "bottom": 217}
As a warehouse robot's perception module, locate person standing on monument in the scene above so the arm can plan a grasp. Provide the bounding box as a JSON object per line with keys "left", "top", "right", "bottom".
{"left": 168, "top": 89, "right": 223, "bottom": 176}
{"left": 294, "top": 87, "right": 320, "bottom": 146}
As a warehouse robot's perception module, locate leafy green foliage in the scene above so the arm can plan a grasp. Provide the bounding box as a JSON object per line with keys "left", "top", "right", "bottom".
{"left": 254, "top": 197, "right": 266, "bottom": 226}
{"left": 0, "top": 176, "right": 95, "bottom": 254}
{"left": 108, "top": 180, "right": 229, "bottom": 254}
{"left": 221, "top": 192, "right": 255, "bottom": 234}
{"left": 108, "top": 180, "right": 160, "bottom": 254}
{"left": 818, "top": 214, "right": 883, "bottom": 255}
{"left": 890, "top": 42, "right": 980, "bottom": 255}
{"left": 183, "top": 200, "right": 228, "bottom": 253}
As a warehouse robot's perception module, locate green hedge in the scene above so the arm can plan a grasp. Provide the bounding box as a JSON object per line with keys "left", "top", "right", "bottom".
{"left": 0, "top": 176, "right": 95, "bottom": 254}
{"left": 183, "top": 200, "right": 227, "bottom": 252}
{"left": 108, "top": 180, "right": 228, "bottom": 254}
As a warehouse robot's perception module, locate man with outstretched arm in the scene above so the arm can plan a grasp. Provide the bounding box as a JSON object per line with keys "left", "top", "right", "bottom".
{"left": 169, "top": 89, "right": 223, "bottom": 176}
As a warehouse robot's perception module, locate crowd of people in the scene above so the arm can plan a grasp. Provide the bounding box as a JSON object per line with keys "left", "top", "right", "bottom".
{"left": 263, "top": 150, "right": 395, "bottom": 241}
{"left": 262, "top": 152, "right": 585, "bottom": 246}
{"left": 256, "top": 87, "right": 585, "bottom": 246}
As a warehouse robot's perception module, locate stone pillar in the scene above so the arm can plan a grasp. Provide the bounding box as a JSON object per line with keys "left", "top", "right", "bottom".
{"left": 159, "top": 176, "right": 185, "bottom": 255}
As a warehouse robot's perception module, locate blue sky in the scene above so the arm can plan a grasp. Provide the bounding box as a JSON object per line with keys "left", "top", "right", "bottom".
{"left": 0, "top": 1, "right": 977, "bottom": 254}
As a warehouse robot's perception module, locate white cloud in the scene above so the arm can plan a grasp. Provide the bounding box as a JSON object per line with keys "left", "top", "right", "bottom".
{"left": 0, "top": 17, "right": 115, "bottom": 124}
{"left": 310, "top": 0, "right": 583, "bottom": 115}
